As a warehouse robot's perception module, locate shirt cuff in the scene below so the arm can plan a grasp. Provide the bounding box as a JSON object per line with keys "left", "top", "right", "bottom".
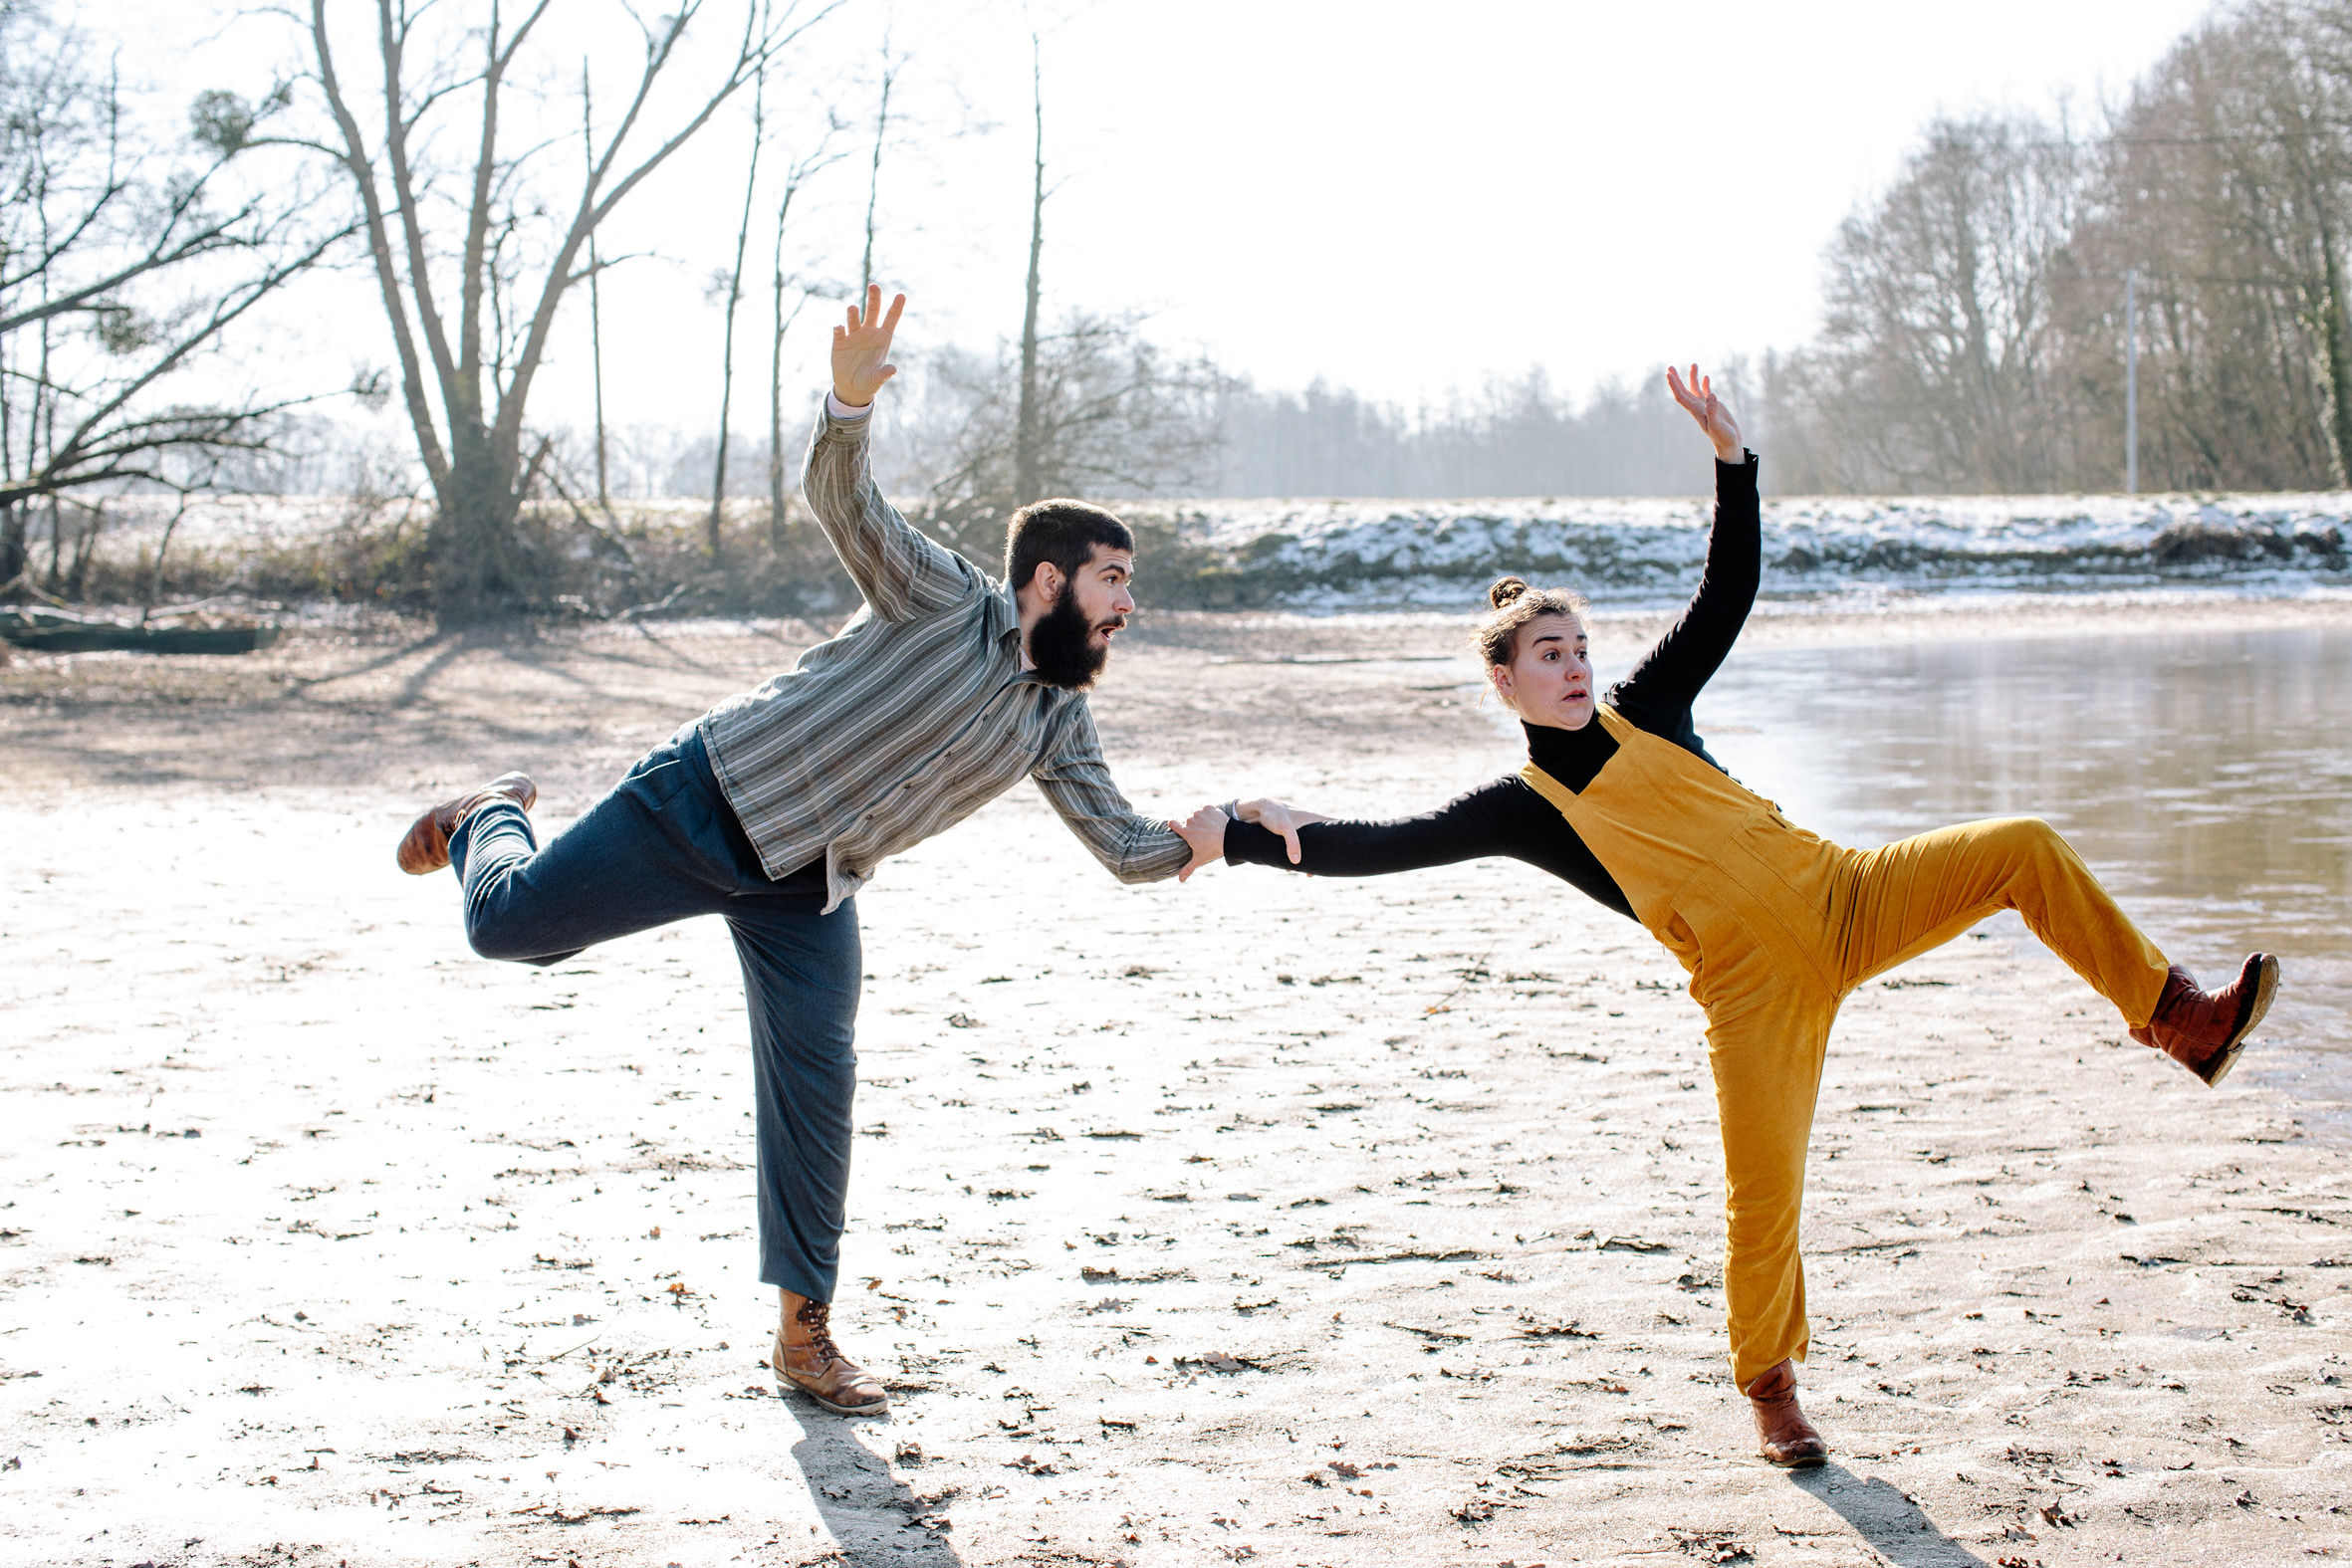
{"left": 825, "top": 390, "right": 874, "bottom": 421}
{"left": 1224, "top": 817, "right": 1301, "bottom": 869}
{"left": 1716, "top": 449, "right": 1759, "bottom": 498}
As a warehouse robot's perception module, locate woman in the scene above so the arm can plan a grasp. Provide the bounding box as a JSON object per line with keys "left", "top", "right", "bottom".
{"left": 1194, "top": 366, "right": 2280, "bottom": 1466}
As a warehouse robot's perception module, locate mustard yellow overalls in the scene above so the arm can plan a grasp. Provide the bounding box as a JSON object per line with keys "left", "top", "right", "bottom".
{"left": 1522, "top": 704, "right": 2173, "bottom": 1386}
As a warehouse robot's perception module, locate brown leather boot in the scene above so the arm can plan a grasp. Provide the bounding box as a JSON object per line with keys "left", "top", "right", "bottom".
{"left": 2128, "top": 954, "right": 2279, "bottom": 1087}
{"left": 1743, "top": 1358, "right": 1828, "bottom": 1467}
{"left": 773, "top": 1293, "right": 887, "bottom": 1416}
{"left": 394, "top": 773, "right": 538, "bottom": 875}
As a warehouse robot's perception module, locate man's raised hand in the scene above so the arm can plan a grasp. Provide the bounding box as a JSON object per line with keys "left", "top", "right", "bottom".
{"left": 1666, "top": 363, "right": 1744, "bottom": 463}
{"left": 832, "top": 285, "right": 905, "bottom": 408}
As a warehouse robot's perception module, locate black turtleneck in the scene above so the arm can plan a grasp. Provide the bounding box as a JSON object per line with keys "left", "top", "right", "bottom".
{"left": 1223, "top": 451, "right": 1761, "bottom": 921}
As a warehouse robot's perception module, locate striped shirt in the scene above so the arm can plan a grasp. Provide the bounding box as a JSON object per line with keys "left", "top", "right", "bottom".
{"left": 695, "top": 399, "right": 1191, "bottom": 913}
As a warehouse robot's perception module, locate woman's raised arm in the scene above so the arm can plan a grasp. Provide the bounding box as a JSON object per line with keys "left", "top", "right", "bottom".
{"left": 1607, "top": 365, "right": 1761, "bottom": 736}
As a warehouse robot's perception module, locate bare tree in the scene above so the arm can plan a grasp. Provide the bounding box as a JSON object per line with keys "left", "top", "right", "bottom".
{"left": 861, "top": 32, "right": 1219, "bottom": 541}
{"left": 707, "top": 57, "right": 767, "bottom": 560}
{"left": 1798, "top": 112, "right": 2089, "bottom": 492}
{"left": 1774, "top": 5, "right": 2352, "bottom": 495}
{"left": 0, "top": 2, "right": 344, "bottom": 596}
{"left": 1012, "top": 31, "right": 1047, "bottom": 506}
{"left": 902, "top": 312, "right": 1218, "bottom": 558}
{"left": 581, "top": 58, "right": 609, "bottom": 513}
{"left": 297, "top": 0, "right": 840, "bottom": 623}
{"left": 2255, "top": 0, "right": 2352, "bottom": 479}
{"left": 2065, "top": 5, "right": 2352, "bottom": 490}
{"left": 767, "top": 137, "right": 844, "bottom": 539}
{"left": 856, "top": 31, "right": 905, "bottom": 297}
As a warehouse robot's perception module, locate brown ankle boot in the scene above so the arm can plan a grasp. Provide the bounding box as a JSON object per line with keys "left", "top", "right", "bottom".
{"left": 395, "top": 773, "right": 537, "bottom": 875}
{"left": 2128, "top": 954, "right": 2279, "bottom": 1087}
{"left": 1742, "top": 1359, "right": 1828, "bottom": 1467}
{"left": 772, "top": 1295, "right": 887, "bottom": 1416}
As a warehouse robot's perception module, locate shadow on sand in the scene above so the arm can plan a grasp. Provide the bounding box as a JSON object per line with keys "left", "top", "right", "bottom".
{"left": 787, "top": 1394, "right": 965, "bottom": 1567}
{"left": 1789, "top": 1462, "right": 1992, "bottom": 1568}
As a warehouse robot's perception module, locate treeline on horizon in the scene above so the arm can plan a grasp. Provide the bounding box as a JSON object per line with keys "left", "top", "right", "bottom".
{"left": 1142, "top": 0, "right": 2352, "bottom": 501}
{"left": 534, "top": 0, "right": 2352, "bottom": 505}
{"left": 1239, "top": 0, "right": 2352, "bottom": 500}
{"left": 12, "top": 2, "right": 2352, "bottom": 626}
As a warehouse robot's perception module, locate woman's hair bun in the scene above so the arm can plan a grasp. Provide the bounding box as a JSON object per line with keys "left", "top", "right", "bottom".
{"left": 1488, "top": 574, "right": 1530, "bottom": 609}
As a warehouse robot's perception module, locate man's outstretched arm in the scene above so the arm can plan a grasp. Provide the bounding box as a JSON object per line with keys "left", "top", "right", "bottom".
{"left": 1032, "top": 704, "right": 1195, "bottom": 884}
{"left": 803, "top": 287, "right": 976, "bottom": 622}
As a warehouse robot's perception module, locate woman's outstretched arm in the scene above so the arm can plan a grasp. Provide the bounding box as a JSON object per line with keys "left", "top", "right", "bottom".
{"left": 1219, "top": 790, "right": 1507, "bottom": 876}
{"left": 1212, "top": 783, "right": 1641, "bottom": 918}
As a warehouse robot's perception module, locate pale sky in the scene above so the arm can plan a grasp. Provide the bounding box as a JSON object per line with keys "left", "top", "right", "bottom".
{"left": 110, "top": 0, "right": 2222, "bottom": 438}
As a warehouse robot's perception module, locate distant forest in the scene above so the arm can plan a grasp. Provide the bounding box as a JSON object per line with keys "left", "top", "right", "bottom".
{"left": 1199, "top": 370, "right": 1728, "bottom": 499}
{"left": 1205, "top": 1, "right": 2352, "bottom": 499}
{"left": 592, "top": 361, "right": 1745, "bottom": 504}
{"left": 214, "top": 1, "right": 2352, "bottom": 512}
{"left": 14, "top": 2, "right": 2352, "bottom": 621}
{"left": 1768, "top": 1, "right": 2352, "bottom": 497}
{"left": 889, "top": 0, "right": 2352, "bottom": 502}
{"left": 1198, "top": 1, "right": 2352, "bottom": 499}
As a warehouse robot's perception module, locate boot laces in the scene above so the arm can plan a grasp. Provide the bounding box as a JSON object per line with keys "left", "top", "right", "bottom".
{"left": 795, "top": 1298, "right": 842, "bottom": 1364}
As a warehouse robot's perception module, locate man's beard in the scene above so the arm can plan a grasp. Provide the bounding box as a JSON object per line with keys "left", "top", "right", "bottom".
{"left": 1028, "top": 580, "right": 1120, "bottom": 690}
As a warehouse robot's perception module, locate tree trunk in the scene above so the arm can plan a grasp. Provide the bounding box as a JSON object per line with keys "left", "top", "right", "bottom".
{"left": 2314, "top": 199, "right": 2352, "bottom": 485}
{"left": 1012, "top": 35, "right": 1045, "bottom": 507}
{"left": 769, "top": 262, "right": 789, "bottom": 545}
{"left": 64, "top": 501, "right": 98, "bottom": 600}
{"left": 0, "top": 503, "right": 24, "bottom": 594}
{"left": 858, "top": 57, "right": 894, "bottom": 297}
{"left": 432, "top": 434, "right": 521, "bottom": 624}
{"left": 709, "top": 68, "right": 766, "bottom": 560}
{"left": 584, "top": 60, "right": 610, "bottom": 512}
{"left": 43, "top": 497, "right": 62, "bottom": 593}
{"left": 767, "top": 167, "right": 817, "bottom": 548}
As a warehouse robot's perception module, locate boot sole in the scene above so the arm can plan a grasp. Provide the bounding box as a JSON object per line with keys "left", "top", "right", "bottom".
{"left": 772, "top": 1353, "right": 889, "bottom": 1416}
{"left": 394, "top": 810, "right": 452, "bottom": 875}
{"left": 393, "top": 777, "right": 538, "bottom": 876}
{"left": 1764, "top": 1448, "right": 1829, "bottom": 1468}
{"left": 2200, "top": 954, "right": 2279, "bottom": 1088}
{"left": 775, "top": 1369, "right": 889, "bottom": 1416}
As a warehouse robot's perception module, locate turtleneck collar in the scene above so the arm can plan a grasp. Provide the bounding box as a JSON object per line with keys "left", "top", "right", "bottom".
{"left": 1525, "top": 717, "right": 1585, "bottom": 761}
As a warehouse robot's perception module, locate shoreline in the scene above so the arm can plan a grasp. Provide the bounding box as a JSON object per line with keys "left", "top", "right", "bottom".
{"left": 1126, "top": 583, "right": 2352, "bottom": 649}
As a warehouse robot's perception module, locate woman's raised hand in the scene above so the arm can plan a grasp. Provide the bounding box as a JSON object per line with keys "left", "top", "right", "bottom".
{"left": 1666, "top": 363, "right": 1744, "bottom": 463}
{"left": 831, "top": 285, "right": 905, "bottom": 408}
{"left": 1237, "top": 797, "right": 1330, "bottom": 866}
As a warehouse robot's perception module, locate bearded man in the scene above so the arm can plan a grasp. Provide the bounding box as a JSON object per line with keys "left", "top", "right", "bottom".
{"left": 394, "top": 287, "right": 1225, "bottom": 1415}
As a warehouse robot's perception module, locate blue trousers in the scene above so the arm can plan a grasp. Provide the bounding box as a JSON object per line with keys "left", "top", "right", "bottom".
{"left": 447, "top": 728, "right": 859, "bottom": 1303}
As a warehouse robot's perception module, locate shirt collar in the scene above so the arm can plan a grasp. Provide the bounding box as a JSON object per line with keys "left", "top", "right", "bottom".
{"left": 986, "top": 579, "right": 1035, "bottom": 673}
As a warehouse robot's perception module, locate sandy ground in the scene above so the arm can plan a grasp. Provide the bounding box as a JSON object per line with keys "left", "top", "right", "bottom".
{"left": 3, "top": 601, "right": 2349, "bottom": 1568}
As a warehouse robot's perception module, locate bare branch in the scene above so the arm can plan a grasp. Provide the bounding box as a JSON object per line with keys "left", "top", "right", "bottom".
{"left": 491, "top": 0, "right": 845, "bottom": 467}
{"left": 306, "top": 0, "right": 450, "bottom": 494}
{"left": 375, "top": 0, "right": 465, "bottom": 420}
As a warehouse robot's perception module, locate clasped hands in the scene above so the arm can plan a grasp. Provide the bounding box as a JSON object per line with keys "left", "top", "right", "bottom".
{"left": 1169, "top": 798, "right": 1330, "bottom": 883}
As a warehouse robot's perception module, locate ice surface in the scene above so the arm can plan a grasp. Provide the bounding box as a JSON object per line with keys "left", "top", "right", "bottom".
{"left": 1170, "top": 491, "right": 2352, "bottom": 608}
{"left": 68, "top": 489, "right": 2352, "bottom": 612}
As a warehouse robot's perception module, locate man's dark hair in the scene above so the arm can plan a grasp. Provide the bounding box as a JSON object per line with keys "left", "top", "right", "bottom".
{"left": 1005, "top": 498, "right": 1133, "bottom": 592}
